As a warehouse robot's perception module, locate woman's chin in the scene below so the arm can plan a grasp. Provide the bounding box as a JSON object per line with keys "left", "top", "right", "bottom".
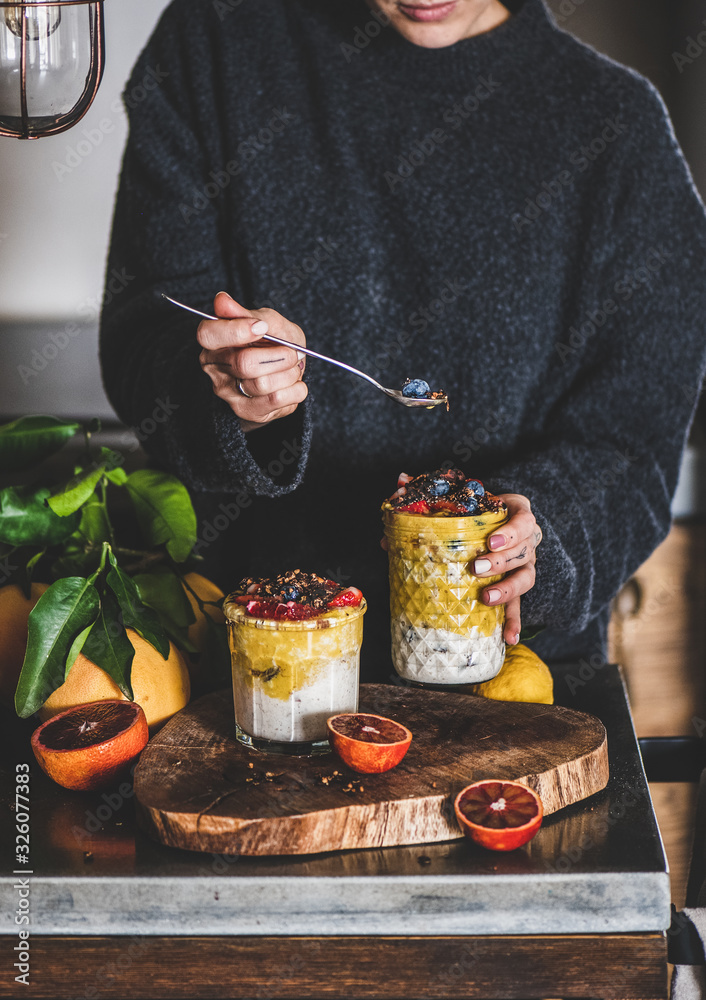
{"left": 394, "top": 22, "right": 469, "bottom": 47}
{"left": 374, "top": 0, "right": 510, "bottom": 48}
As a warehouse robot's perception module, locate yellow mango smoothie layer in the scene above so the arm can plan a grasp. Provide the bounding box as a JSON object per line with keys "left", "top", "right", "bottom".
{"left": 224, "top": 599, "right": 366, "bottom": 744}
{"left": 382, "top": 471, "right": 508, "bottom": 685}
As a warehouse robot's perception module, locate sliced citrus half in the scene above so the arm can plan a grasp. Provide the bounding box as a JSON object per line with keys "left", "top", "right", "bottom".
{"left": 327, "top": 713, "right": 412, "bottom": 773}
{"left": 454, "top": 779, "right": 543, "bottom": 851}
{"left": 31, "top": 699, "right": 149, "bottom": 792}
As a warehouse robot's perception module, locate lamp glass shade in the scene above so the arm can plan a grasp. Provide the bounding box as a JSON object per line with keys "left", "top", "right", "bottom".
{"left": 0, "top": 1, "right": 105, "bottom": 139}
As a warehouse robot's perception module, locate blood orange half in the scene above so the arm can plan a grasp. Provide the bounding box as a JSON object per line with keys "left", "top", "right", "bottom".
{"left": 327, "top": 713, "right": 413, "bottom": 773}
{"left": 454, "top": 779, "right": 543, "bottom": 851}
{"left": 31, "top": 700, "right": 149, "bottom": 792}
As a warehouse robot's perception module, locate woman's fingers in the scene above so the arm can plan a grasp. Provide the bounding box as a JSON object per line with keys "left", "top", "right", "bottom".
{"left": 225, "top": 379, "right": 309, "bottom": 427}
{"left": 198, "top": 316, "right": 269, "bottom": 352}
{"left": 239, "top": 360, "right": 306, "bottom": 399}
{"left": 504, "top": 596, "right": 522, "bottom": 645}
{"left": 230, "top": 342, "right": 303, "bottom": 380}
{"left": 473, "top": 539, "right": 537, "bottom": 576}
{"left": 486, "top": 496, "right": 537, "bottom": 553}
{"left": 481, "top": 561, "right": 536, "bottom": 606}
{"left": 198, "top": 292, "right": 308, "bottom": 430}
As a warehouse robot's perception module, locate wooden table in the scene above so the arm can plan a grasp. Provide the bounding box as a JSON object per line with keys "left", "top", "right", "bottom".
{"left": 0, "top": 664, "right": 670, "bottom": 1000}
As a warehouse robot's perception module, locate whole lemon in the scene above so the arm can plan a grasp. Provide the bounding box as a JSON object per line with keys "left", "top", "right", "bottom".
{"left": 182, "top": 572, "right": 225, "bottom": 653}
{"left": 38, "top": 628, "right": 190, "bottom": 731}
{"left": 0, "top": 583, "right": 49, "bottom": 709}
{"left": 470, "top": 644, "right": 553, "bottom": 705}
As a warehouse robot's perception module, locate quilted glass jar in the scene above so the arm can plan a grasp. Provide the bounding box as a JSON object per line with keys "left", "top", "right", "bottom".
{"left": 383, "top": 508, "right": 508, "bottom": 686}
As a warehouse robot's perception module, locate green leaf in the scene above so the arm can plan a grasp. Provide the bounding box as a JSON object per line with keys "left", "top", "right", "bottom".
{"left": 519, "top": 625, "right": 546, "bottom": 643}
{"left": 0, "top": 486, "right": 81, "bottom": 547}
{"left": 125, "top": 470, "right": 197, "bottom": 562}
{"left": 81, "top": 589, "right": 135, "bottom": 699}
{"left": 15, "top": 577, "right": 100, "bottom": 717}
{"left": 106, "top": 553, "right": 169, "bottom": 659}
{"left": 105, "top": 467, "right": 128, "bottom": 486}
{"left": 134, "top": 570, "right": 197, "bottom": 653}
{"left": 76, "top": 496, "right": 112, "bottom": 547}
{"left": 65, "top": 624, "right": 92, "bottom": 677}
{"left": 26, "top": 548, "right": 45, "bottom": 578}
{"left": 99, "top": 446, "right": 126, "bottom": 472}
{"left": 51, "top": 540, "right": 98, "bottom": 579}
{"left": 47, "top": 465, "right": 106, "bottom": 517}
{"left": 0, "top": 415, "right": 80, "bottom": 473}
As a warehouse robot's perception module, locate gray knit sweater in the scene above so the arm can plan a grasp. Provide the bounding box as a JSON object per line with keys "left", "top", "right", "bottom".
{"left": 100, "top": 0, "right": 706, "bottom": 680}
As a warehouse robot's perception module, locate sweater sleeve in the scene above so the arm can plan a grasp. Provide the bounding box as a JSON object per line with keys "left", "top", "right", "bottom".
{"left": 99, "top": 2, "right": 312, "bottom": 496}
{"left": 485, "top": 79, "right": 706, "bottom": 635}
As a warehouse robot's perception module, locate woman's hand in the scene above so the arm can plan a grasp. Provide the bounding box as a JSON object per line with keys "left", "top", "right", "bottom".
{"left": 474, "top": 494, "right": 542, "bottom": 646}
{"left": 197, "top": 291, "right": 308, "bottom": 433}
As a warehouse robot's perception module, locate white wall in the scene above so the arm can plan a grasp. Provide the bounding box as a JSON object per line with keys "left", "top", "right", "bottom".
{"left": 0, "top": 0, "right": 170, "bottom": 322}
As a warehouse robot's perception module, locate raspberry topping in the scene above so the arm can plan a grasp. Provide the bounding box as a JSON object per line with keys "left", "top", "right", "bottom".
{"left": 383, "top": 469, "right": 505, "bottom": 516}
{"left": 232, "top": 570, "right": 363, "bottom": 620}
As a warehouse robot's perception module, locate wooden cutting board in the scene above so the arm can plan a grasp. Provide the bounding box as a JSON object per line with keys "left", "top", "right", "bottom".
{"left": 134, "top": 684, "right": 609, "bottom": 856}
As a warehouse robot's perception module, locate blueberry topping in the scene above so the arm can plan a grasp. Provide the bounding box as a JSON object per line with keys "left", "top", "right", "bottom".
{"left": 385, "top": 468, "right": 504, "bottom": 517}
{"left": 428, "top": 477, "right": 451, "bottom": 496}
{"left": 459, "top": 494, "right": 481, "bottom": 514}
{"left": 402, "top": 378, "right": 431, "bottom": 399}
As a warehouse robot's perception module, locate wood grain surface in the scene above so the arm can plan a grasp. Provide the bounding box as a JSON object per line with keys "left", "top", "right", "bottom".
{"left": 0, "top": 934, "right": 666, "bottom": 999}
{"left": 134, "top": 684, "right": 609, "bottom": 856}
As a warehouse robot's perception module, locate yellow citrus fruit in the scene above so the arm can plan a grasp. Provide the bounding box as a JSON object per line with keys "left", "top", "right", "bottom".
{"left": 469, "top": 643, "right": 554, "bottom": 705}
{"left": 183, "top": 572, "right": 225, "bottom": 652}
{"left": 0, "top": 583, "right": 49, "bottom": 709}
{"left": 38, "top": 628, "right": 190, "bottom": 731}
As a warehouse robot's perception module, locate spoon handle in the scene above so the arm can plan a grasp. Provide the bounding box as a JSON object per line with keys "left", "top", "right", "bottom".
{"left": 160, "top": 294, "right": 385, "bottom": 391}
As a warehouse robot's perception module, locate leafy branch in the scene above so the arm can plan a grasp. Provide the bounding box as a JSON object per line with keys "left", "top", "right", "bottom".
{"left": 0, "top": 415, "right": 223, "bottom": 718}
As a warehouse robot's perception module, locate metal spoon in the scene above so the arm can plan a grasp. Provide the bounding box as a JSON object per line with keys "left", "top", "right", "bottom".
{"left": 161, "top": 293, "right": 448, "bottom": 409}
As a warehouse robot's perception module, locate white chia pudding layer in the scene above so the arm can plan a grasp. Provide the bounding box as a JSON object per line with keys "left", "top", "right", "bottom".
{"left": 233, "top": 656, "right": 358, "bottom": 743}
{"left": 391, "top": 616, "right": 505, "bottom": 685}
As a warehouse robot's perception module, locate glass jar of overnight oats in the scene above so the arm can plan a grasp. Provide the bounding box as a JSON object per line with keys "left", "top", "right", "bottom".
{"left": 382, "top": 470, "right": 508, "bottom": 686}
{"left": 223, "top": 574, "right": 366, "bottom": 756}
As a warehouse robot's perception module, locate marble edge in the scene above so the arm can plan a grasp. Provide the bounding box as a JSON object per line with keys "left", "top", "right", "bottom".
{"left": 0, "top": 871, "right": 672, "bottom": 936}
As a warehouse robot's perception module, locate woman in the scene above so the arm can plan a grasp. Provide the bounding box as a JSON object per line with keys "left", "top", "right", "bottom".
{"left": 100, "top": 0, "right": 706, "bottom": 681}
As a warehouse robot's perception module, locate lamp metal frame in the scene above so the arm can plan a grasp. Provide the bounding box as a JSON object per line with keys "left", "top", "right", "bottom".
{"left": 0, "top": 0, "right": 105, "bottom": 140}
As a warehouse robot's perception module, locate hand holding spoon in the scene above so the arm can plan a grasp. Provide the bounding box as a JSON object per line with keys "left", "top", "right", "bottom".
{"left": 161, "top": 294, "right": 449, "bottom": 410}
